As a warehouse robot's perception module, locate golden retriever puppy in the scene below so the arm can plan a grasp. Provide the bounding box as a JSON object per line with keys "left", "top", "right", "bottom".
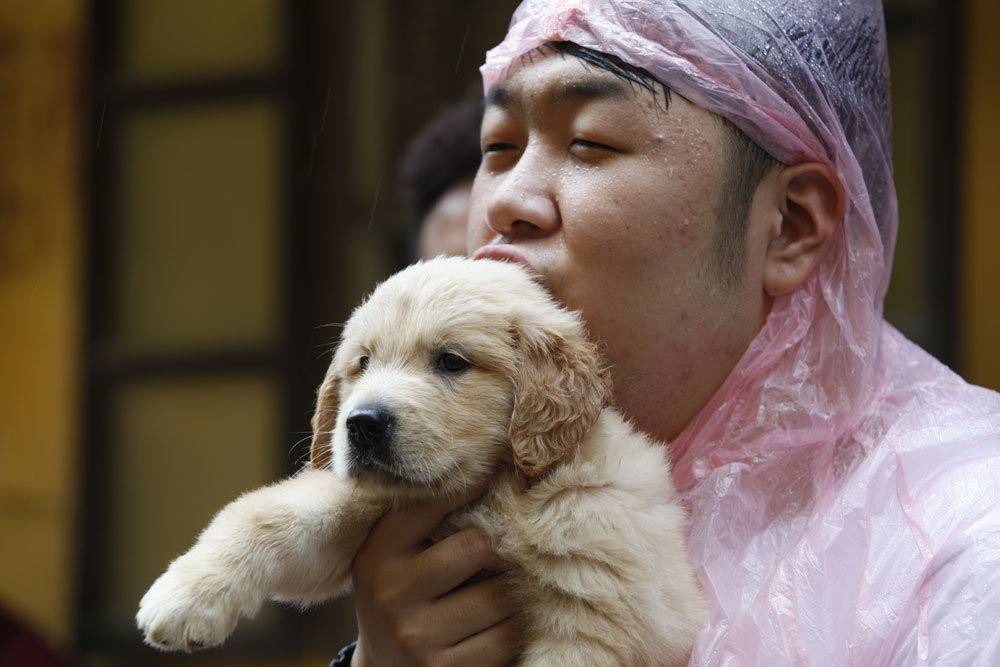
{"left": 136, "top": 257, "right": 705, "bottom": 665}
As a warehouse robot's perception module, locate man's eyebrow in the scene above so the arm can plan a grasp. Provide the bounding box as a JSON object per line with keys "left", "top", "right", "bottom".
{"left": 486, "top": 77, "right": 631, "bottom": 111}
{"left": 556, "top": 78, "right": 631, "bottom": 102}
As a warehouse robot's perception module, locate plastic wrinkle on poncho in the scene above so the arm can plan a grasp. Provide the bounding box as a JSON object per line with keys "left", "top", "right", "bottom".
{"left": 482, "top": 1, "right": 1000, "bottom": 664}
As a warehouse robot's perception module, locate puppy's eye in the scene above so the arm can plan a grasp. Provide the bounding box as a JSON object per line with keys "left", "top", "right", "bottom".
{"left": 357, "top": 355, "right": 370, "bottom": 373}
{"left": 436, "top": 352, "right": 471, "bottom": 374}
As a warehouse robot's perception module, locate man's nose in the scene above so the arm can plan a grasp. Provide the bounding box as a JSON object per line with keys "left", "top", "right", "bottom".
{"left": 485, "top": 148, "right": 560, "bottom": 240}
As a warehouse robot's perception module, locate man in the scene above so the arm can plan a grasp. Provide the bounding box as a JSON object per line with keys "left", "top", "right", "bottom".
{"left": 398, "top": 95, "right": 483, "bottom": 260}
{"left": 341, "top": 1, "right": 1000, "bottom": 664}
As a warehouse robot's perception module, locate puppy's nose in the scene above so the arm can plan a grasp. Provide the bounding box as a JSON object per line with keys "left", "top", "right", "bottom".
{"left": 346, "top": 405, "right": 394, "bottom": 450}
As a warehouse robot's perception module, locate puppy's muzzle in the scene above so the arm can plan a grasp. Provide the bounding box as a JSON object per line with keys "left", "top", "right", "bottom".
{"left": 346, "top": 405, "right": 395, "bottom": 456}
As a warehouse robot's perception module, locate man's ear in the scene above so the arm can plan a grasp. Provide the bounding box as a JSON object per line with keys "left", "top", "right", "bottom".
{"left": 309, "top": 364, "right": 340, "bottom": 469}
{"left": 508, "top": 320, "right": 610, "bottom": 477}
{"left": 763, "top": 162, "right": 845, "bottom": 296}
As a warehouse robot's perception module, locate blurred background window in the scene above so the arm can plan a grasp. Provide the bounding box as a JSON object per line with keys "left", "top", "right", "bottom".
{"left": 883, "top": 0, "right": 964, "bottom": 365}
{"left": 82, "top": 0, "right": 299, "bottom": 657}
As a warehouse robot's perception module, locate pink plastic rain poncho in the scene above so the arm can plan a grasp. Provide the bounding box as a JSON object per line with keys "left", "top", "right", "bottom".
{"left": 482, "top": 1, "right": 1000, "bottom": 664}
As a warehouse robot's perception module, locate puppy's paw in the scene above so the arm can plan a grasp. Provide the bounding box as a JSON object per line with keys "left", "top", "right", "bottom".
{"left": 136, "top": 561, "right": 242, "bottom": 652}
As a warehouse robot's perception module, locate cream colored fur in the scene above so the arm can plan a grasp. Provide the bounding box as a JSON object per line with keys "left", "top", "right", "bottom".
{"left": 136, "top": 257, "right": 705, "bottom": 665}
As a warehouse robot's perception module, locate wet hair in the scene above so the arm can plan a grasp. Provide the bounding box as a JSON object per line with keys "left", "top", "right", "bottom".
{"left": 547, "top": 41, "right": 780, "bottom": 287}
{"left": 398, "top": 95, "right": 484, "bottom": 254}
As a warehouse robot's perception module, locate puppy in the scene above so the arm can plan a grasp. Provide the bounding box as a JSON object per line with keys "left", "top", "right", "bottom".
{"left": 136, "top": 257, "right": 705, "bottom": 665}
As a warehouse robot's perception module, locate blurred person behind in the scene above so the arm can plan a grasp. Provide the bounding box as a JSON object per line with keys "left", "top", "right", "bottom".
{"left": 399, "top": 95, "right": 484, "bottom": 260}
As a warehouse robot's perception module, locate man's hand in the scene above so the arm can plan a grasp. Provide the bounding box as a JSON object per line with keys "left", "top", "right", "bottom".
{"left": 350, "top": 488, "right": 522, "bottom": 666}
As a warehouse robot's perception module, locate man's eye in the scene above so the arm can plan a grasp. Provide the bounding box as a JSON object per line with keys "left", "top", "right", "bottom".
{"left": 483, "top": 142, "right": 516, "bottom": 154}
{"left": 436, "top": 352, "right": 471, "bottom": 374}
{"left": 571, "top": 138, "right": 615, "bottom": 152}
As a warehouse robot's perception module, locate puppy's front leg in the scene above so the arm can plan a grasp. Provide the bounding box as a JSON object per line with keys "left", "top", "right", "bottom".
{"left": 136, "top": 468, "right": 384, "bottom": 652}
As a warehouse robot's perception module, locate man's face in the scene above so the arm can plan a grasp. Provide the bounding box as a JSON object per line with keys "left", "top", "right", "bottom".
{"left": 468, "top": 53, "right": 768, "bottom": 442}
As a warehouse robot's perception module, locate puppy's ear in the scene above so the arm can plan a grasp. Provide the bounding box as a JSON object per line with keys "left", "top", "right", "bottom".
{"left": 309, "top": 363, "right": 340, "bottom": 469}
{"left": 509, "top": 321, "right": 609, "bottom": 477}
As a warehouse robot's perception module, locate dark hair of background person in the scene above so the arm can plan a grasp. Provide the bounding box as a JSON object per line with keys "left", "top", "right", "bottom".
{"left": 547, "top": 41, "right": 780, "bottom": 287}
{"left": 398, "top": 95, "right": 485, "bottom": 259}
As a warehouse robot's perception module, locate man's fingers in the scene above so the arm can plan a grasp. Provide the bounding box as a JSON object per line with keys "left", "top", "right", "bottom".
{"left": 412, "top": 528, "right": 505, "bottom": 598}
{"left": 365, "top": 484, "right": 486, "bottom": 555}
{"left": 440, "top": 617, "right": 523, "bottom": 667}
{"left": 424, "top": 575, "right": 516, "bottom": 643}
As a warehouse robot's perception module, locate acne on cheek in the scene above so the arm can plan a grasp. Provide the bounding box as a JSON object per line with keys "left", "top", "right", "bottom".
{"left": 639, "top": 218, "right": 700, "bottom": 264}
{"left": 665, "top": 193, "right": 715, "bottom": 247}
{"left": 669, "top": 219, "right": 697, "bottom": 246}
{"left": 642, "top": 133, "right": 669, "bottom": 153}
{"left": 672, "top": 359, "right": 695, "bottom": 389}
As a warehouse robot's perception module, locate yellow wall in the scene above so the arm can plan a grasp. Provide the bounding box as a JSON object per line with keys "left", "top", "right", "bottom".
{"left": 0, "top": 0, "right": 82, "bottom": 647}
{"left": 962, "top": 0, "right": 1000, "bottom": 389}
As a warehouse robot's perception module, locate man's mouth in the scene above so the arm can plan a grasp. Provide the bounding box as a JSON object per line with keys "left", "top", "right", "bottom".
{"left": 472, "top": 244, "right": 538, "bottom": 277}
